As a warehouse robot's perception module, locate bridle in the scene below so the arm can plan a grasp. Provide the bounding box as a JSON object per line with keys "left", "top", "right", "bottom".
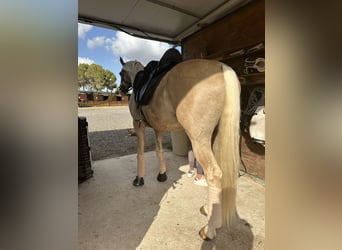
{"left": 119, "top": 69, "right": 132, "bottom": 94}
{"left": 119, "top": 67, "right": 149, "bottom": 126}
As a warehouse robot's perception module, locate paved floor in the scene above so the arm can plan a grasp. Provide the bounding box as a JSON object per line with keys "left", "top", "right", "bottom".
{"left": 78, "top": 106, "right": 133, "bottom": 132}
{"left": 78, "top": 152, "right": 265, "bottom": 250}
{"left": 78, "top": 106, "right": 265, "bottom": 249}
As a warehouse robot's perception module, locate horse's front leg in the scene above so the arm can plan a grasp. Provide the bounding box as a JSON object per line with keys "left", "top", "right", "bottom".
{"left": 133, "top": 121, "right": 146, "bottom": 186}
{"left": 154, "top": 129, "right": 167, "bottom": 182}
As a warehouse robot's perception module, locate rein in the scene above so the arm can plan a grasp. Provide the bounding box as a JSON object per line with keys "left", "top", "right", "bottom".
{"left": 119, "top": 70, "right": 133, "bottom": 94}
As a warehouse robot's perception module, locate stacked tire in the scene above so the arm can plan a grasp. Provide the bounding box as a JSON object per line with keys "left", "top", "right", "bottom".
{"left": 78, "top": 116, "right": 93, "bottom": 183}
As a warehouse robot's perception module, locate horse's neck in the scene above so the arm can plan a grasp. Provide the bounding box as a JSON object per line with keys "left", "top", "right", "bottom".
{"left": 129, "top": 92, "right": 145, "bottom": 122}
{"left": 128, "top": 71, "right": 138, "bottom": 83}
{"left": 128, "top": 62, "right": 144, "bottom": 82}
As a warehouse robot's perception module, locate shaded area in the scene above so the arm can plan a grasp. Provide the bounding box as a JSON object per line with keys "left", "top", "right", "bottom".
{"left": 201, "top": 218, "right": 255, "bottom": 250}
{"left": 88, "top": 128, "right": 172, "bottom": 161}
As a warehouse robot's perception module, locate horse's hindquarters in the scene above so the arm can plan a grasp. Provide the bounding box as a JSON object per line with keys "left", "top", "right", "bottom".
{"left": 144, "top": 60, "right": 226, "bottom": 133}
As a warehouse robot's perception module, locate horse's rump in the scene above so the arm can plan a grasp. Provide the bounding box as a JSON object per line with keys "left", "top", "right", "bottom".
{"left": 143, "top": 59, "right": 227, "bottom": 131}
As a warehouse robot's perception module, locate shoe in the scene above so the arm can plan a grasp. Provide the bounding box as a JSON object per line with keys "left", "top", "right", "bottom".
{"left": 194, "top": 176, "right": 208, "bottom": 187}
{"left": 187, "top": 168, "right": 196, "bottom": 177}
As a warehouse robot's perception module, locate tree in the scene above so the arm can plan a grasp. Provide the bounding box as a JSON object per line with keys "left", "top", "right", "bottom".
{"left": 78, "top": 63, "right": 117, "bottom": 93}
{"left": 78, "top": 63, "right": 89, "bottom": 91}
{"left": 103, "top": 69, "right": 117, "bottom": 93}
{"left": 85, "top": 64, "right": 104, "bottom": 93}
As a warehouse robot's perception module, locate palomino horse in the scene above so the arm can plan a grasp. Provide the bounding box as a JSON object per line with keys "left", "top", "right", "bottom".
{"left": 119, "top": 55, "right": 241, "bottom": 240}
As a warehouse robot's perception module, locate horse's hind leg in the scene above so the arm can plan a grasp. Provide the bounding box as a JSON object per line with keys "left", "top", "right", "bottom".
{"left": 133, "top": 121, "right": 146, "bottom": 186}
{"left": 154, "top": 129, "right": 167, "bottom": 182}
{"left": 191, "top": 140, "right": 223, "bottom": 240}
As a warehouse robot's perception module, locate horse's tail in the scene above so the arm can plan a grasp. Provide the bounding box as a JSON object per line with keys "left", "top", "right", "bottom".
{"left": 219, "top": 64, "right": 241, "bottom": 228}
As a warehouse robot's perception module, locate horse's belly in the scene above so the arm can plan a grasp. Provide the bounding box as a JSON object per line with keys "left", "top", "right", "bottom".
{"left": 142, "top": 105, "right": 183, "bottom": 131}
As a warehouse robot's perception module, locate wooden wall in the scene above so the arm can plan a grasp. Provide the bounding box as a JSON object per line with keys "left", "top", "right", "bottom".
{"left": 182, "top": 0, "right": 265, "bottom": 61}
{"left": 182, "top": 0, "right": 265, "bottom": 180}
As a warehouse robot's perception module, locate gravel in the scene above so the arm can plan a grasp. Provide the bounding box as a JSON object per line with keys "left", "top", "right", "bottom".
{"left": 78, "top": 106, "right": 172, "bottom": 161}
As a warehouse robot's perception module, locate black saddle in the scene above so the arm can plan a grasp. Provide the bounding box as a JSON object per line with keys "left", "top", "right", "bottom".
{"left": 133, "top": 48, "right": 182, "bottom": 106}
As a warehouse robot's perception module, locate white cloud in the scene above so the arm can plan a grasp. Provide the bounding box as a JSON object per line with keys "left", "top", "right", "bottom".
{"left": 86, "top": 31, "right": 170, "bottom": 65}
{"left": 81, "top": 30, "right": 171, "bottom": 66}
{"left": 78, "top": 57, "right": 95, "bottom": 65}
{"left": 108, "top": 32, "right": 170, "bottom": 65}
{"left": 87, "top": 36, "right": 106, "bottom": 49}
{"left": 78, "top": 23, "right": 93, "bottom": 39}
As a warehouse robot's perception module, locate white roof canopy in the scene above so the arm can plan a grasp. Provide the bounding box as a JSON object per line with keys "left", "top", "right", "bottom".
{"left": 78, "top": 0, "right": 253, "bottom": 44}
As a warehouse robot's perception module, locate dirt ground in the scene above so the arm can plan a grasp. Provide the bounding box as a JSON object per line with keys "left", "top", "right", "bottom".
{"left": 78, "top": 106, "right": 172, "bottom": 161}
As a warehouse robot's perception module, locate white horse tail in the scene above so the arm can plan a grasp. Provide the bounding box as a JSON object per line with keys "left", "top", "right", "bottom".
{"left": 219, "top": 64, "right": 241, "bottom": 228}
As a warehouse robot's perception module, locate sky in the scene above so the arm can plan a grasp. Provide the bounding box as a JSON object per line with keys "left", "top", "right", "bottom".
{"left": 78, "top": 23, "right": 177, "bottom": 85}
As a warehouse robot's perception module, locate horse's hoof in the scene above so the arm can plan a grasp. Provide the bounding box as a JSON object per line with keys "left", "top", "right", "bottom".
{"left": 133, "top": 176, "right": 144, "bottom": 186}
{"left": 199, "top": 227, "right": 212, "bottom": 241}
{"left": 157, "top": 172, "right": 167, "bottom": 182}
{"left": 200, "top": 205, "right": 208, "bottom": 216}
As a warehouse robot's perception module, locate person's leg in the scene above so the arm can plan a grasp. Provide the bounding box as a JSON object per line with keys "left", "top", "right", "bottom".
{"left": 194, "top": 160, "right": 208, "bottom": 187}
{"left": 195, "top": 159, "right": 204, "bottom": 176}
{"left": 187, "top": 150, "right": 196, "bottom": 177}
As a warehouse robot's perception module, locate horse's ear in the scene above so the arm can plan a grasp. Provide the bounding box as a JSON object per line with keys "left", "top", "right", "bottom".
{"left": 120, "top": 57, "right": 125, "bottom": 65}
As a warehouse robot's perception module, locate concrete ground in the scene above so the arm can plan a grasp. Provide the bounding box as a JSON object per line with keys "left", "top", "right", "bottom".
{"left": 78, "top": 152, "right": 264, "bottom": 250}
{"left": 78, "top": 106, "right": 264, "bottom": 250}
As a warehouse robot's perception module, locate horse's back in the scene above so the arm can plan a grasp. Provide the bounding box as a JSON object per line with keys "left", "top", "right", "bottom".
{"left": 168, "top": 59, "right": 225, "bottom": 81}
{"left": 162, "top": 59, "right": 226, "bottom": 106}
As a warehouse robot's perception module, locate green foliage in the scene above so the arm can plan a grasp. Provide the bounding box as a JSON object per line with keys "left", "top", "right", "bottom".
{"left": 78, "top": 63, "right": 117, "bottom": 92}
{"left": 103, "top": 69, "right": 117, "bottom": 93}
{"left": 78, "top": 64, "right": 89, "bottom": 90}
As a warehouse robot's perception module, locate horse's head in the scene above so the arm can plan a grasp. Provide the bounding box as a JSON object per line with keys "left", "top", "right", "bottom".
{"left": 119, "top": 57, "right": 144, "bottom": 95}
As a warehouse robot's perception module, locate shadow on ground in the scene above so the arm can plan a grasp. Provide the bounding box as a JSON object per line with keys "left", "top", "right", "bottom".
{"left": 200, "top": 217, "right": 254, "bottom": 250}
{"left": 88, "top": 128, "right": 172, "bottom": 161}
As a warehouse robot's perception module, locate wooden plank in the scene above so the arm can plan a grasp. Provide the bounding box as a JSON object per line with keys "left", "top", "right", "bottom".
{"left": 182, "top": 0, "right": 265, "bottom": 60}
{"left": 240, "top": 132, "right": 265, "bottom": 179}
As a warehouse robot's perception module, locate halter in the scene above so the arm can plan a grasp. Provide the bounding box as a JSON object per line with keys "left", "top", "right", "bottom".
{"left": 119, "top": 69, "right": 132, "bottom": 94}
